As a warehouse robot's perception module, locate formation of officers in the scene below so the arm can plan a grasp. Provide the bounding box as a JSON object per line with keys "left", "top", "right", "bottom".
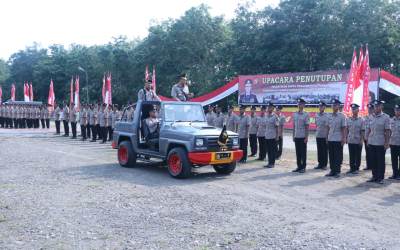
{"left": 0, "top": 103, "right": 51, "bottom": 129}
{"left": 208, "top": 98, "right": 399, "bottom": 185}
{"left": 53, "top": 102, "right": 121, "bottom": 143}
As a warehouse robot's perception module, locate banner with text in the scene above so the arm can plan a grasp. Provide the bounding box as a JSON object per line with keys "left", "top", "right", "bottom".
{"left": 238, "top": 69, "right": 379, "bottom": 105}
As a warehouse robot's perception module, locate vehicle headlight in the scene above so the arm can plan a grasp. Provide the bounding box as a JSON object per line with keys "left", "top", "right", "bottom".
{"left": 195, "top": 138, "right": 204, "bottom": 147}
{"left": 232, "top": 137, "right": 239, "bottom": 146}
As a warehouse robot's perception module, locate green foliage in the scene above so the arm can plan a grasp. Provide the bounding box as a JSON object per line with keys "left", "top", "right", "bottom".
{"left": 1, "top": 1, "right": 400, "bottom": 105}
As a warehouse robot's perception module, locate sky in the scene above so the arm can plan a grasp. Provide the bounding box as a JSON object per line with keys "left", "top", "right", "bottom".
{"left": 0, "top": 0, "right": 279, "bottom": 60}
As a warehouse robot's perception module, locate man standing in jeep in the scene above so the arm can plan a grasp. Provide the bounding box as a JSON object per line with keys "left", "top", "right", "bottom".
{"left": 138, "top": 79, "right": 160, "bottom": 101}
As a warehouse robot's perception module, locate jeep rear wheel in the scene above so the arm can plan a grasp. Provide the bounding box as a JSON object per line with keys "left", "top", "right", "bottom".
{"left": 118, "top": 141, "right": 137, "bottom": 168}
{"left": 167, "top": 148, "right": 192, "bottom": 178}
{"left": 213, "top": 162, "right": 236, "bottom": 175}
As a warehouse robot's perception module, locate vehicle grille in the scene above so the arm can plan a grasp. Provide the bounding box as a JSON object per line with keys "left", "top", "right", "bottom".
{"left": 206, "top": 137, "right": 234, "bottom": 152}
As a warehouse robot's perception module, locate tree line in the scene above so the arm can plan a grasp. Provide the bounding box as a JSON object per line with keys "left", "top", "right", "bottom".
{"left": 0, "top": 0, "right": 399, "bottom": 106}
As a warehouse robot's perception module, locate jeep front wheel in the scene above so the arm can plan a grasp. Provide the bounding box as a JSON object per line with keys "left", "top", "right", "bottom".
{"left": 213, "top": 162, "right": 236, "bottom": 175}
{"left": 167, "top": 148, "right": 192, "bottom": 178}
{"left": 118, "top": 141, "right": 137, "bottom": 168}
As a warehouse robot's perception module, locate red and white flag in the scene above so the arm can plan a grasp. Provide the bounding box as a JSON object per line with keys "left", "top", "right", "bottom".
{"left": 152, "top": 65, "right": 156, "bottom": 92}
{"left": 70, "top": 77, "right": 74, "bottom": 107}
{"left": 352, "top": 47, "right": 365, "bottom": 107}
{"left": 343, "top": 49, "right": 358, "bottom": 114}
{"left": 29, "top": 82, "right": 33, "bottom": 101}
{"left": 104, "top": 72, "right": 112, "bottom": 105}
{"left": 24, "top": 82, "right": 30, "bottom": 101}
{"left": 11, "top": 83, "right": 16, "bottom": 101}
{"left": 145, "top": 65, "right": 150, "bottom": 82}
{"left": 102, "top": 74, "right": 106, "bottom": 103}
{"left": 48, "top": 79, "right": 55, "bottom": 108}
{"left": 74, "top": 76, "right": 80, "bottom": 111}
{"left": 0, "top": 85, "right": 2, "bottom": 103}
{"left": 360, "top": 45, "right": 370, "bottom": 116}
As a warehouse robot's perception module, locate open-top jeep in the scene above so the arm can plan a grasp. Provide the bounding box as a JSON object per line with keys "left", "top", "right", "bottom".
{"left": 112, "top": 101, "right": 243, "bottom": 178}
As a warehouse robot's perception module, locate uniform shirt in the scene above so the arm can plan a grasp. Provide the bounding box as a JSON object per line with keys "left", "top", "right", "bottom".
{"left": 105, "top": 110, "right": 112, "bottom": 127}
{"left": 206, "top": 112, "right": 216, "bottom": 126}
{"left": 249, "top": 115, "right": 258, "bottom": 135}
{"left": 315, "top": 112, "right": 330, "bottom": 138}
{"left": 63, "top": 107, "right": 69, "bottom": 121}
{"left": 213, "top": 113, "right": 225, "bottom": 128}
{"left": 265, "top": 113, "right": 279, "bottom": 139}
{"left": 54, "top": 107, "right": 61, "bottom": 121}
{"left": 293, "top": 111, "right": 309, "bottom": 138}
{"left": 40, "top": 109, "right": 46, "bottom": 120}
{"left": 347, "top": 117, "right": 364, "bottom": 144}
{"left": 277, "top": 114, "right": 286, "bottom": 137}
{"left": 70, "top": 108, "right": 77, "bottom": 123}
{"left": 138, "top": 89, "right": 161, "bottom": 101}
{"left": 80, "top": 109, "right": 88, "bottom": 125}
{"left": 256, "top": 115, "right": 267, "bottom": 137}
{"left": 368, "top": 112, "right": 390, "bottom": 146}
{"left": 98, "top": 110, "right": 105, "bottom": 126}
{"left": 111, "top": 111, "right": 119, "bottom": 128}
{"left": 146, "top": 117, "right": 159, "bottom": 133}
{"left": 43, "top": 109, "right": 49, "bottom": 119}
{"left": 327, "top": 112, "right": 346, "bottom": 142}
{"left": 236, "top": 114, "right": 251, "bottom": 139}
{"left": 226, "top": 113, "right": 238, "bottom": 132}
{"left": 171, "top": 84, "right": 187, "bottom": 101}
{"left": 88, "top": 109, "right": 95, "bottom": 125}
{"left": 390, "top": 116, "right": 400, "bottom": 146}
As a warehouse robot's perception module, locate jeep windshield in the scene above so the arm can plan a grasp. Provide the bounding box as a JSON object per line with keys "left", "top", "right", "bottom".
{"left": 164, "top": 103, "right": 206, "bottom": 122}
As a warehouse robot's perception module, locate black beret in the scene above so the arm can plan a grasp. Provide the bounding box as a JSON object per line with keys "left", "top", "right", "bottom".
{"left": 331, "top": 99, "right": 341, "bottom": 105}
{"left": 351, "top": 103, "right": 360, "bottom": 109}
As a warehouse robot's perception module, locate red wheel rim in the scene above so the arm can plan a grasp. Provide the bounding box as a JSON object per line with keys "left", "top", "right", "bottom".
{"left": 168, "top": 154, "right": 182, "bottom": 175}
{"left": 118, "top": 146, "right": 128, "bottom": 164}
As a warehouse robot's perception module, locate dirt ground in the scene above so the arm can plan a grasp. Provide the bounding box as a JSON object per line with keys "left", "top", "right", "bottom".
{"left": 0, "top": 128, "right": 399, "bottom": 250}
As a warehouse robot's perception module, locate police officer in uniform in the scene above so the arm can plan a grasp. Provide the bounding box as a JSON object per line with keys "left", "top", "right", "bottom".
{"left": 213, "top": 106, "right": 225, "bottom": 129}
{"left": 366, "top": 100, "right": 390, "bottom": 184}
{"left": 236, "top": 105, "right": 251, "bottom": 163}
{"left": 326, "top": 99, "right": 346, "bottom": 178}
{"left": 315, "top": 101, "right": 329, "bottom": 170}
{"left": 226, "top": 106, "right": 238, "bottom": 132}
{"left": 89, "top": 104, "right": 97, "bottom": 142}
{"left": 346, "top": 104, "right": 364, "bottom": 174}
{"left": 40, "top": 105, "right": 46, "bottom": 129}
{"left": 264, "top": 102, "right": 279, "bottom": 168}
{"left": 99, "top": 104, "right": 107, "bottom": 143}
{"left": 106, "top": 105, "right": 113, "bottom": 141}
{"left": 275, "top": 106, "right": 285, "bottom": 160}
{"left": 62, "top": 103, "right": 70, "bottom": 137}
{"left": 80, "top": 104, "right": 88, "bottom": 141}
{"left": 256, "top": 106, "right": 267, "bottom": 161}
{"left": 389, "top": 104, "right": 400, "bottom": 180}
{"left": 249, "top": 106, "right": 258, "bottom": 157}
{"left": 363, "top": 103, "right": 374, "bottom": 170}
{"left": 70, "top": 103, "right": 77, "bottom": 139}
{"left": 292, "top": 98, "right": 309, "bottom": 173}
{"left": 54, "top": 104, "right": 61, "bottom": 134}
{"left": 206, "top": 105, "right": 216, "bottom": 126}
{"left": 138, "top": 79, "right": 161, "bottom": 101}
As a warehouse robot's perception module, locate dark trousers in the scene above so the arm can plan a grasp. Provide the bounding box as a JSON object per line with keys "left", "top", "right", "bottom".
{"left": 266, "top": 139, "right": 277, "bottom": 166}
{"left": 87, "top": 125, "right": 91, "bottom": 138}
{"left": 369, "top": 145, "right": 386, "bottom": 181}
{"left": 0, "top": 117, "right": 3, "bottom": 127}
{"left": 81, "top": 125, "right": 87, "bottom": 139}
{"left": 46, "top": 119, "right": 50, "bottom": 128}
{"left": 107, "top": 126, "right": 113, "bottom": 141}
{"left": 96, "top": 124, "right": 101, "bottom": 139}
{"left": 249, "top": 134, "right": 257, "bottom": 156}
{"left": 316, "top": 137, "right": 328, "bottom": 167}
{"left": 239, "top": 138, "right": 248, "bottom": 161}
{"left": 71, "top": 122, "right": 77, "bottom": 138}
{"left": 41, "top": 119, "right": 45, "bottom": 128}
{"left": 328, "top": 141, "right": 343, "bottom": 174}
{"left": 364, "top": 141, "right": 371, "bottom": 169}
{"left": 63, "top": 120, "right": 69, "bottom": 135}
{"left": 55, "top": 120, "right": 61, "bottom": 134}
{"left": 258, "top": 136, "right": 266, "bottom": 160}
{"left": 294, "top": 138, "right": 307, "bottom": 169}
{"left": 101, "top": 126, "right": 107, "bottom": 142}
{"left": 348, "top": 143, "right": 362, "bottom": 171}
{"left": 91, "top": 125, "right": 97, "bottom": 140}
{"left": 390, "top": 145, "right": 400, "bottom": 177}
{"left": 276, "top": 136, "right": 283, "bottom": 159}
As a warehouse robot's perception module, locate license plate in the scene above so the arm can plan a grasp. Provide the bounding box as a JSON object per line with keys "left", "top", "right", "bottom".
{"left": 216, "top": 152, "right": 231, "bottom": 160}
